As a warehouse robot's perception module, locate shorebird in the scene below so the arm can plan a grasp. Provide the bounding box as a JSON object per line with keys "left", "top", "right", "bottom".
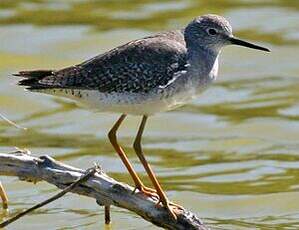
{"left": 14, "top": 14, "right": 269, "bottom": 218}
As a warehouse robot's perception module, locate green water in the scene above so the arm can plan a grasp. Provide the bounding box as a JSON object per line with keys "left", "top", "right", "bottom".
{"left": 0, "top": 0, "right": 299, "bottom": 229}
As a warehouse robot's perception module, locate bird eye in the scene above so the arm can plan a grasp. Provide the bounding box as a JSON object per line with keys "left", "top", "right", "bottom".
{"left": 207, "top": 28, "right": 217, "bottom": 36}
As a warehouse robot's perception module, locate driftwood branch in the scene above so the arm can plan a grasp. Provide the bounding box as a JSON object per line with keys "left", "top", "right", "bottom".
{"left": 0, "top": 150, "right": 209, "bottom": 230}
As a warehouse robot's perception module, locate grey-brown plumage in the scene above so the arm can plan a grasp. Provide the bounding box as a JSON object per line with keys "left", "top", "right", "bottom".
{"left": 17, "top": 30, "right": 188, "bottom": 94}
{"left": 16, "top": 14, "right": 269, "bottom": 116}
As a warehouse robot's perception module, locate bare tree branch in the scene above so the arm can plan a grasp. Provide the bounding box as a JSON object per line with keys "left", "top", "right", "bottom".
{"left": 0, "top": 150, "right": 209, "bottom": 230}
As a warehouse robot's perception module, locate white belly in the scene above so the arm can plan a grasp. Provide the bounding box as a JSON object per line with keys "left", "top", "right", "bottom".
{"left": 36, "top": 84, "right": 210, "bottom": 116}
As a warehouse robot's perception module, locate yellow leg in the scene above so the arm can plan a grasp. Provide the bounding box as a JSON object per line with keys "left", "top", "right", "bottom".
{"left": 133, "top": 116, "right": 178, "bottom": 219}
{"left": 108, "top": 114, "right": 157, "bottom": 197}
{"left": 0, "top": 181, "right": 8, "bottom": 209}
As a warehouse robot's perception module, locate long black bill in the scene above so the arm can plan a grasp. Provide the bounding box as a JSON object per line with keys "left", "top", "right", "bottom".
{"left": 229, "top": 37, "right": 270, "bottom": 52}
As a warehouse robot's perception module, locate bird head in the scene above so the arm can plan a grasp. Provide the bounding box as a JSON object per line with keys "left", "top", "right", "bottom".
{"left": 184, "top": 14, "right": 270, "bottom": 54}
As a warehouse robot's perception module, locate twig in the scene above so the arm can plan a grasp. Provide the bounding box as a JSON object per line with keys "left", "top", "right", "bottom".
{"left": 0, "top": 112, "right": 27, "bottom": 211}
{"left": 0, "top": 112, "right": 27, "bottom": 130}
{"left": 105, "top": 205, "right": 111, "bottom": 225}
{"left": 0, "top": 165, "right": 99, "bottom": 228}
{"left": 0, "top": 181, "right": 8, "bottom": 209}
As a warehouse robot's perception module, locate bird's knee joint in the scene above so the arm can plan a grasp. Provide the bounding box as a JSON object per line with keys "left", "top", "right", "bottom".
{"left": 133, "top": 140, "right": 142, "bottom": 152}
{"left": 108, "top": 130, "right": 116, "bottom": 141}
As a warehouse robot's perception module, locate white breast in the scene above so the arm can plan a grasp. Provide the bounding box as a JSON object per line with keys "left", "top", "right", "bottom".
{"left": 209, "top": 57, "right": 219, "bottom": 80}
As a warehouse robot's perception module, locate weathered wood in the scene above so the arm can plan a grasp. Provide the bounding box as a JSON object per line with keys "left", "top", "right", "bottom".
{"left": 0, "top": 150, "right": 209, "bottom": 230}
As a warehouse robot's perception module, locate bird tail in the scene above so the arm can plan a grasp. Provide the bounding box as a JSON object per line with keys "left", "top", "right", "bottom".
{"left": 14, "top": 70, "right": 55, "bottom": 90}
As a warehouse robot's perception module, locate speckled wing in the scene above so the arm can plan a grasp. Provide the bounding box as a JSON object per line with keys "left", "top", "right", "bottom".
{"left": 25, "top": 30, "right": 188, "bottom": 94}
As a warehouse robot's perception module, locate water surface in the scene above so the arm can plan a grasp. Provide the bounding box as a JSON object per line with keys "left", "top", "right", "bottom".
{"left": 0, "top": 1, "right": 299, "bottom": 229}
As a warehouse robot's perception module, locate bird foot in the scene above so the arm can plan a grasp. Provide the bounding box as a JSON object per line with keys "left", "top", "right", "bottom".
{"left": 155, "top": 199, "right": 184, "bottom": 220}
{"left": 133, "top": 185, "right": 182, "bottom": 220}
{"left": 132, "top": 185, "right": 159, "bottom": 200}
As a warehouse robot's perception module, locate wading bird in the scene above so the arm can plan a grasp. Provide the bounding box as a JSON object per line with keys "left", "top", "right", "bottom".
{"left": 14, "top": 14, "right": 269, "bottom": 218}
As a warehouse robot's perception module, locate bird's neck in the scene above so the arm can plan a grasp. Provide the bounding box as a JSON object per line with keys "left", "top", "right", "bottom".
{"left": 188, "top": 44, "right": 218, "bottom": 70}
{"left": 186, "top": 44, "right": 219, "bottom": 83}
